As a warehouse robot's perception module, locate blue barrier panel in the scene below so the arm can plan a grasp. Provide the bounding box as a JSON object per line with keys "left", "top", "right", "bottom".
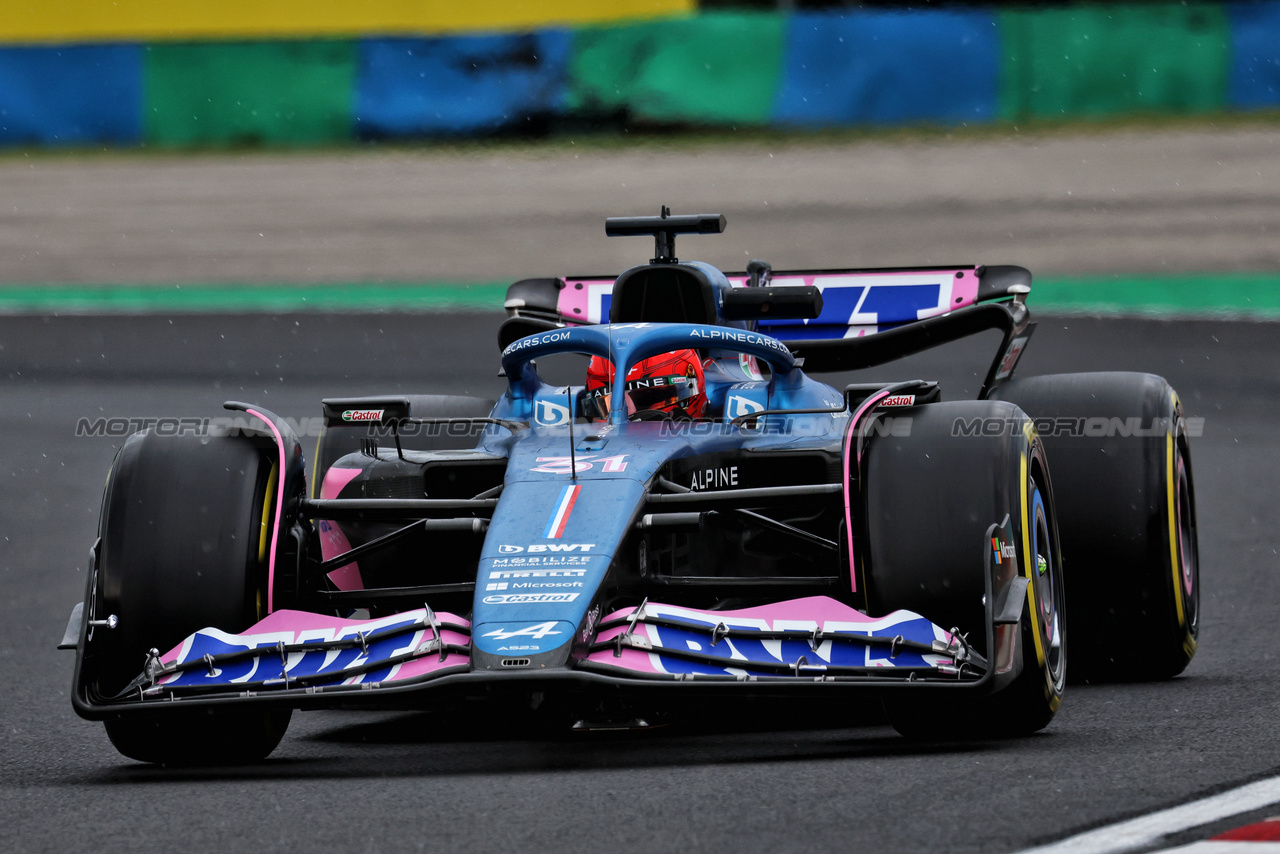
{"left": 773, "top": 9, "right": 999, "bottom": 127}
{"left": 0, "top": 44, "right": 140, "bottom": 145}
{"left": 356, "top": 31, "right": 572, "bottom": 137}
{"left": 1228, "top": 0, "right": 1280, "bottom": 107}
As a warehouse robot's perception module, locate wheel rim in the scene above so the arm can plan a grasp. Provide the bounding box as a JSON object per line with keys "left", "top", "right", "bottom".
{"left": 1030, "top": 483, "right": 1066, "bottom": 689}
{"left": 1176, "top": 450, "right": 1199, "bottom": 635}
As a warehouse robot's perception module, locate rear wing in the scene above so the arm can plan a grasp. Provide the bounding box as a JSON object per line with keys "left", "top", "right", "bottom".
{"left": 504, "top": 265, "right": 1030, "bottom": 338}
{"left": 501, "top": 265, "right": 1035, "bottom": 390}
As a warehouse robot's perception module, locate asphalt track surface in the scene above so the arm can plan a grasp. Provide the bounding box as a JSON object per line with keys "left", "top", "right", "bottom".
{"left": 0, "top": 308, "right": 1276, "bottom": 854}
{"left": 2, "top": 127, "right": 1280, "bottom": 853}
{"left": 2, "top": 125, "right": 1279, "bottom": 284}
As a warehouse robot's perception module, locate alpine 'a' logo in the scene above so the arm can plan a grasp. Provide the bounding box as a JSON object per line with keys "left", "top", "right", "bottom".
{"left": 482, "top": 622, "right": 563, "bottom": 641}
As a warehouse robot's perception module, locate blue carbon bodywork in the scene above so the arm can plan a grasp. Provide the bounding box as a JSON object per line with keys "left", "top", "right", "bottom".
{"left": 469, "top": 322, "right": 848, "bottom": 659}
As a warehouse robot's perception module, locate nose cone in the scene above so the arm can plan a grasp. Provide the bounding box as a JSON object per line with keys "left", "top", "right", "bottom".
{"left": 471, "top": 619, "right": 578, "bottom": 671}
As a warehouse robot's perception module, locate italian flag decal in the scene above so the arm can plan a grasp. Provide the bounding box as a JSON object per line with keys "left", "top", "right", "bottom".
{"left": 543, "top": 484, "right": 581, "bottom": 539}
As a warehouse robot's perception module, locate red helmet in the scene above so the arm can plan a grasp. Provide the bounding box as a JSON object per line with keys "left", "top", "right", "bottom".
{"left": 585, "top": 349, "right": 707, "bottom": 420}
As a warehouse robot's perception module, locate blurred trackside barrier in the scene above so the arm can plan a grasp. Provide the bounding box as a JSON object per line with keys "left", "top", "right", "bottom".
{"left": 1, "top": 1, "right": 1279, "bottom": 148}
{"left": 2, "top": 275, "right": 1278, "bottom": 316}
{"left": 0, "top": 1, "right": 693, "bottom": 42}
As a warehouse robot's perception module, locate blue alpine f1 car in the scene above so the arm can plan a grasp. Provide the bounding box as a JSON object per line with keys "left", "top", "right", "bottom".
{"left": 62, "top": 211, "right": 1199, "bottom": 764}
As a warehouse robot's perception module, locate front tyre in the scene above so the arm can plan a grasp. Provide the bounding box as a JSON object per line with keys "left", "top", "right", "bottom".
{"left": 859, "top": 401, "right": 1066, "bottom": 738}
{"left": 93, "top": 429, "right": 292, "bottom": 764}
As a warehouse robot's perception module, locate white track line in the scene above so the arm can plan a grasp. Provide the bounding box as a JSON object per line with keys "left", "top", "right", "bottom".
{"left": 1017, "top": 776, "right": 1280, "bottom": 854}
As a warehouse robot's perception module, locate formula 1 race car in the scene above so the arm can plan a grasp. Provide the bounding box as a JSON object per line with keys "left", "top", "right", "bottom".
{"left": 61, "top": 211, "right": 1199, "bottom": 764}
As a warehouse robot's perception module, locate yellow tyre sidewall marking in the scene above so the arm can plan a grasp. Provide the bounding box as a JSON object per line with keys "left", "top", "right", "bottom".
{"left": 255, "top": 461, "right": 280, "bottom": 621}
{"left": 1020, "top": 426, "right": 1046, "bottom": 667}
{"left": 258, "top": 462, "right": 279, "bottom": 565}
{"left": 1020, "top": 424, "right": 1059, "bottom": 708}
{"left": 1165, "top": 430, "right": 1185, "bottom": 629}
{"left": 1166, "top": 392, "right": 1194, "bottom": 660}
{"left": 310, "top": 431, "right": 324, "bottom": 500}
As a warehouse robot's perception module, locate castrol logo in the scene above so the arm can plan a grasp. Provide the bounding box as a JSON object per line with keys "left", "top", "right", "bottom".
{"left": 341, "top": 409, "right": 385, "bottom": 422}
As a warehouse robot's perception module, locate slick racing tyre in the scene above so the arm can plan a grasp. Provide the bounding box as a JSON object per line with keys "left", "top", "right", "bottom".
{"left": 311, "top": 394, "right": 496, "bottom": 498}
{"left": 989, "top": 372, "right": 1198, "bottom": 681}
{"left": 859, "top": 400, "right": 1066, "bottom": 738}
{"left": 92, "top": 430, "right": 291, "bottom": 764}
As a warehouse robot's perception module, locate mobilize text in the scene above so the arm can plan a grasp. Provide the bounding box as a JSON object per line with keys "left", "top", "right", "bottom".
{"left": 489, "top": 557, "right": 592, "bottom": 568}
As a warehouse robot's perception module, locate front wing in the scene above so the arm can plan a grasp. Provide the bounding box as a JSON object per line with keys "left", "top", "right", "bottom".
{"left": 72, "top": 578, "right": 1024, "bottom": 720}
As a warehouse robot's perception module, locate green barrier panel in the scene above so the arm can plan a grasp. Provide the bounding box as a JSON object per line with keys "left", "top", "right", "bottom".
{"left": 0, "top": 282, "right": 509, "bottom": 313}
{"left": 1031, "top": 273, "right": 1280, "bottom": 317}
{"left": 568, "top": 12, "right": 785, "bottom": 125}
{"left": 999, "top": 4, "right": 1230, "bottom": 121}
{"left": 143, "top": 41, "right": 357, "bottom": 146}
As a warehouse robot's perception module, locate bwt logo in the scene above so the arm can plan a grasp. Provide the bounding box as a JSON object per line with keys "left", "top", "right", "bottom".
{"left": 497, "top": 544, "right": 596, "bottom": 554}
{"left": 535, "top": 399, "right": 571, "bottom": 427}
{"left": 725, "top": 395, "right": 765, "bottom": 421}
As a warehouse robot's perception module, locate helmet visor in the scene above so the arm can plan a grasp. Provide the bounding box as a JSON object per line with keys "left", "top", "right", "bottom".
{"left": 585, "top": 374, "right": 699, "bottom": 418}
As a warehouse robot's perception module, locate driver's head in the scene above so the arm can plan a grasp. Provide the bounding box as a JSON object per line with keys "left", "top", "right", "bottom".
{"left": 585, "top": 349, "right": 707, "bottom": 420}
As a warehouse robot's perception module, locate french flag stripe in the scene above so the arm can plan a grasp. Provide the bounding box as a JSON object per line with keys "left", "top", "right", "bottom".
{"left": 543, "top": 485, "right": 581, "bottom": 539}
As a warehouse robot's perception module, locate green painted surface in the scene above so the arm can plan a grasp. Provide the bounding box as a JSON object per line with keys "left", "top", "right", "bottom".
{"left": 568, "top": 12, "right": 786, "bottom": 125}
{"left": 143, "top": 41, "right": 357, "bottom": 146}
{"left": 0, "top": 282, "right": 509, "bottom": 313}
{"left": 1030, "top": 273, "right": 1280, "bottom": 317}
{"left": 999, "top": 4, "right": 1230, "bottom": 121}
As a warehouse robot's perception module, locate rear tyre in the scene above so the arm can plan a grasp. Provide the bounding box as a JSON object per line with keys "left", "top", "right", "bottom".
{"left": 94, "top": 430, "right": 291, "bottom": 764}
{"left": 859, "top": 401, "right": 1066, "bottom": 738}
{"left": 990, "top": 373, "right": 1198, "bottom": 681}
{"left": 311, "top": 394, "right": 496, "bottom": 497}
